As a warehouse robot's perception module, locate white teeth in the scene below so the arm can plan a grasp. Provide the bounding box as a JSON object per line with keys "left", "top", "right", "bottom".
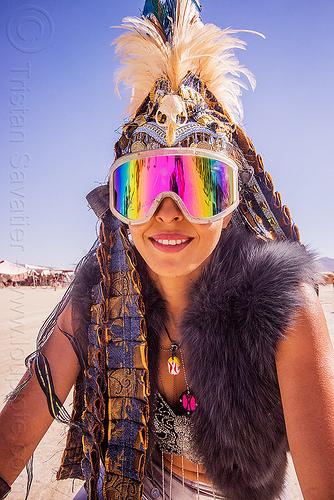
{"left": 155, "top": 238, "right": 189, "bottom": 245}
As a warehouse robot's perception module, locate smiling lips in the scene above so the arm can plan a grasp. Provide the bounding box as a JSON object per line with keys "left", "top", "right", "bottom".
{"left": 155, "top": 238, "right": 189, "bottom": 245}
{"left": 150, "top": 234, "right": 193, "bottom": 252}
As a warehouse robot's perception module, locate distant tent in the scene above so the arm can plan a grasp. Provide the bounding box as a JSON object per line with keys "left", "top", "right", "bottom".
{"left": 25, "top": 264, "right": 52, "bottom": 275}
{"left": 25, "top": 264, "right": 74, "bottom": 275}
{"left": 0, "top": 261, "right": 74, "bottom": 283}
{"left": 0, "top": 260, "right": 28, "bottom": 280}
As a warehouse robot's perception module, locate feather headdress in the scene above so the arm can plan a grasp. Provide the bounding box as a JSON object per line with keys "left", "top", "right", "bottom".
{"left": 112, "top": 1, "right": 301, "bottom": 245}
{"left": 114, "top": 0, "right": 262, "bottom": 124}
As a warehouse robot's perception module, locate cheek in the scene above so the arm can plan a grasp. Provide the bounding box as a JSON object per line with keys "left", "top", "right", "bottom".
{"left": 208, "top": 220, "right": 224, "bottom": 245}
{"left": 198, "top": 220, "right": 224, "bottom": 257}
{"left": 129, "top": 224, "right": 152, "bottom": 264}
{"left": 200, "top": 214, "right": 230, "bottom": 255}
{"left": 129, "top": 227, "right": 139, "bottom": 247}
{"left": 222, "top": 213, "right": 232, "bottom": 229}
{"left": 129, "top": 224, "right": 146, "bottom": 248}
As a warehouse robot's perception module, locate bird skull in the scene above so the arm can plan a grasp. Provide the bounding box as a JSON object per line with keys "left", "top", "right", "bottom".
{"left": 155, "top": 94, "right": 187, "bottom": 146}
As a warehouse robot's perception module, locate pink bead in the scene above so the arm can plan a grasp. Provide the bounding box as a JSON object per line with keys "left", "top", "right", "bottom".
{"left": 182, "top": 392, "right": 196, "bottom": 412}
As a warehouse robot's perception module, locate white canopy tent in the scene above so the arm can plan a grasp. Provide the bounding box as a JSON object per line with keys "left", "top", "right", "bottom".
{"left": 25, "top": 264, "right": 52, "bottom": 274}
{"left": 0, "top": 260, "right": 74, "bottom": 285}
{"left": 0, "top": 260, "right": 28, "bottom": 280}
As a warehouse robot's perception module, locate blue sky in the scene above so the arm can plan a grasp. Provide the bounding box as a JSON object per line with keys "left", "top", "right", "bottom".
{"left": 1, "top": 0, "right": 333, "bottom": 268}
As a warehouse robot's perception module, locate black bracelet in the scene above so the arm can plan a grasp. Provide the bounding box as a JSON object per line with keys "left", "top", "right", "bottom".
{"left": 0, "top": 477, "right": 10, "bottom": 499}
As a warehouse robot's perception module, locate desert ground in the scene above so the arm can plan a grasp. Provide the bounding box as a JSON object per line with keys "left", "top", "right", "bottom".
{"left": 0, "top": 284, "right": 333, "bottom": 499}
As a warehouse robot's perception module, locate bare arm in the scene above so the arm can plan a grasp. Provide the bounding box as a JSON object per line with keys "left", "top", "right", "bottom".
{"left": 276, "top": 284, "right": 334, "bottom": 499}
{"left": 0, "top": 302, "right": 80, "bottom": 486}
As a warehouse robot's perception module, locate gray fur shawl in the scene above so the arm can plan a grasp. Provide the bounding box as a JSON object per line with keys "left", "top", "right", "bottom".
{"left": 72, "top": 226, "right": 317, "bottom": 499}
{"left": 137, "top": 226, "right": 317, "bottom": 500}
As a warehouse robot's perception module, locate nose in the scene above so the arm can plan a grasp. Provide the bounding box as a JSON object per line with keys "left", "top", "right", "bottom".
{"left": 154, "top": 197, "right": 184, "bottom": 223}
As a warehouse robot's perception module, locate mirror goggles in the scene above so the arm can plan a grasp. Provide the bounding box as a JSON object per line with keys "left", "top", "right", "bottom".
{"left": 109, "top": 147, "right": 239, "bottom": 225}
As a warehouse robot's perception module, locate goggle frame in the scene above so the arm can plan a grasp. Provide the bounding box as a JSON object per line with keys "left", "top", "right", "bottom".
{"left": 108, "top": 147, "right": 240, "bottom": 225}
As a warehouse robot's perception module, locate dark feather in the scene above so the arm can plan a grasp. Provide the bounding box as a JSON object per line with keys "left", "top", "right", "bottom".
{"left": 142, "top": 0, "right": 201, "bottom": 40}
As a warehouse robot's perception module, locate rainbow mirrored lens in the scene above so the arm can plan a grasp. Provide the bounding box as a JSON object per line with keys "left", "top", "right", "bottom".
{"left": 111, "top": 151, "right": 238, "bottom": 222}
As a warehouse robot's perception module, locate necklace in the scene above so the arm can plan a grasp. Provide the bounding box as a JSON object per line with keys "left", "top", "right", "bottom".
{"left": 159, "top": 325, "right": 196, "bottom": 414}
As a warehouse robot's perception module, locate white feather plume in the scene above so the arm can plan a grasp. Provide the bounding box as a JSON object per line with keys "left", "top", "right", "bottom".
{"left": 113, "top": 0, "right": 263, "bottom": 124}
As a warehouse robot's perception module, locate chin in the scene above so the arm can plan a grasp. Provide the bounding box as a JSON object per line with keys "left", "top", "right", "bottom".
{"left": 148, "top": 260, "right": 204, "bottom": 280}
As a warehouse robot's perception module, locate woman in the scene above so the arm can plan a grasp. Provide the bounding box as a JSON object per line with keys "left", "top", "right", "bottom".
{"left": 1, "top": 1, "right": 334, "bottom": 499}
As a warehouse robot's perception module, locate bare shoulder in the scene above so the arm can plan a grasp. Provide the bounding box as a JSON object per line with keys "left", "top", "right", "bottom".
{"left": 276, "top": 283, "right": 333, "bottom": 364}
{"left": 276, "top": 284, "right": 334, "bottom": 497}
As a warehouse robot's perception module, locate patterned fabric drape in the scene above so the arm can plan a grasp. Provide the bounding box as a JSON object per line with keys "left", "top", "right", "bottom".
{"left": 58, "top": 214, "right": 150, "bottom": 500}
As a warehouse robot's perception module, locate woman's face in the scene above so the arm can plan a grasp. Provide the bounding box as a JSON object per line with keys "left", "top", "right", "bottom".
{"left": 129, "top": 197, "right": 231, "bottom": 280}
